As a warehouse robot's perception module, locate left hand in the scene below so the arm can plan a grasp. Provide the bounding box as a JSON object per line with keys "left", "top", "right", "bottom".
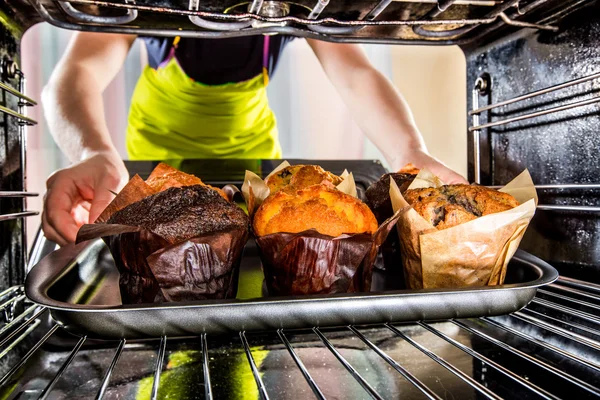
{"left": 392, "top": 149, "right": 468, "bottom": 184}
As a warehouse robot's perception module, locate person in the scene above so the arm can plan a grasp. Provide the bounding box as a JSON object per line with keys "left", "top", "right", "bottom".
{"left": 41, "top": 32, "right": 466, "bottom": 246}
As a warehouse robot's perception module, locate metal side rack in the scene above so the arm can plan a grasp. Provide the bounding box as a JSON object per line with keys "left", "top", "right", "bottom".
{"left": 0, "top": 275, "right": 598, "bottom": 399}
{"left": 0, "top": 65, "right": 39, "bottom": 291}
{"left": 470, "top": 70, "right": 600, "bottom": 213}
{"left": 0, "top": 68, "right": 39, "bottom": 220}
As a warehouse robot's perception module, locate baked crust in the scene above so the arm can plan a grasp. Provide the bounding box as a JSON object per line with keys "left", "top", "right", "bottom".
{"left": 253, "top": 184, "right": 378, "bottom": 237}
{"left": 404, "top": 184, "right": 520, "bottom": 230}
{"left": 398, "top": 163, "right": 420, "bottom": 175}
{"left": 146, "top": 162, "right": 228, "bottom": 200}
{"left": 108, "top": 185, "right": 249, "bottom": 243}
{"left": 265, "top": 165, "right": 343, "bottom": 194}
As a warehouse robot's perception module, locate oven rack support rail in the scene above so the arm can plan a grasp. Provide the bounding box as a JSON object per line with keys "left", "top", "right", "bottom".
{"left": 1, "top": 276, "right": 599, "bottom": 399}
{"left": 30, "top": 0, "right": 571, "bottom": 45}
{"left": 470, "top": 70, "right": 600, "bottom": 213}
{"left": 0, "top": 69, "right": 39, "bottom": 274}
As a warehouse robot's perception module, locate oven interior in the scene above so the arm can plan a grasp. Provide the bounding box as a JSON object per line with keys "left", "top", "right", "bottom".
{"left": 0, "top": 0, "right": 599, "bottom": 398}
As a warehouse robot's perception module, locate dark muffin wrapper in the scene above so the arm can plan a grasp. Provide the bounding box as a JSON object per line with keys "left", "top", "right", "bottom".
{"left": 77, "top": 223, "right": 248, "bottom": 304}
{"left": 255, "top": 210, "right": 404, "bottom": 296}
{"left": 365, "top": 173, "right": 416, "bottom": 273}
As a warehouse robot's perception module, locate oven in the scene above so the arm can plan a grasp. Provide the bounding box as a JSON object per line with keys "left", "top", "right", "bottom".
{"left": 0, "top": 0, "right": 599, "bottom": 398}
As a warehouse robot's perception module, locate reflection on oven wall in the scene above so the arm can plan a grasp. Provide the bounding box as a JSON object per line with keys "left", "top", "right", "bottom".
{"left": 21, "top": 23, "right": 466, "bottom": 249}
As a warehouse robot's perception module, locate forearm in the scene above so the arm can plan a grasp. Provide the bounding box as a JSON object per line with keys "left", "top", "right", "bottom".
{"left": 42, "top": 65, "right": 116, "bottom": 163}
{"left": 334, "top": 66, "right": 427, "bottom": 170}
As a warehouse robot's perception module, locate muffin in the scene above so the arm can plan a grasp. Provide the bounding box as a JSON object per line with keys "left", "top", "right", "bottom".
{"left": 246, "top": 164, "right": 396, "bottom": 296}
{"left": 254, "top": 184, "right": 378, "bottom": 237}
{"left": 390, "top": 170, "right": 536, "bottom": 290}
{"left": 108, "top": 185, "right": 248, "bottom": 244}
{"left": 78, "top": 165, "right": 249, "bottom": 304}
{"left": 403, "top": 184, "right": 520, "bottom": 230}
{"left": 265, "top": 165, "right": 343, "bottom": 194}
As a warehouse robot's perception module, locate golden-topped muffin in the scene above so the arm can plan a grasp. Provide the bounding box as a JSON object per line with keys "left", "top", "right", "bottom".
{"left": 265, "top": 165, "right": 343, "bottom": 195}
{"left": 404, "top": 184, "right": 520, "bottom": 230}
{"left": 253, "top": 184, "right": 378, "bottom": 237}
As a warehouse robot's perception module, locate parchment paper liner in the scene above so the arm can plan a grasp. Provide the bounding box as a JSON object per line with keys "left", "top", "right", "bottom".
{"left": 76, "top": 173, "right": 249, "bottom": 304}
{"left": 242, "top": 161, "right": 403, "bottom": 295}
{"left": 389, "top": 169, "right": 538, "bottom": 289}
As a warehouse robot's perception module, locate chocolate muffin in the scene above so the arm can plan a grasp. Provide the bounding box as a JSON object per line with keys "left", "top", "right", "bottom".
{"left": 404, "top": 184, "right": 520, "bottom": 230}
{"left": 108, "top": 185, "right": 249, "bottom": 244}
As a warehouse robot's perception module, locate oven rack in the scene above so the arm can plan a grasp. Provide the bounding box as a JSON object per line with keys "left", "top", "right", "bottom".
{"left": 1, "top": 275, "right": 599, "bottom": 399}
{"left": 0, "top": 68, "right": 39, "bottom": 222}
{"left": 31, "top": 0, "right": 570, "bottom": 44}
{"left": 0, "top": 68, "right": 39, "bottom": 282}
{"left": 470, "top": 70, "right": 600, "bottom": 213}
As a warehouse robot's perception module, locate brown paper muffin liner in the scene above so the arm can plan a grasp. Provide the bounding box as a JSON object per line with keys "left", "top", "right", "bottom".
{"left": 256, "top": 213, "right": 400, "bottom": 295}
{"left": 77, "top": 221, "right": 249, "bottom": 304}
{"left": 390, "top": 169, "right": 538, "bottom": 289}
{"left": 242, "top": 161, "right": 403, "bottom": 296}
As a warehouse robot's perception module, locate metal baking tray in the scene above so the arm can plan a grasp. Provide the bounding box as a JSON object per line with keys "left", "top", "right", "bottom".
{"left": 25, "top": 237, "right": 558, "bottom": 339}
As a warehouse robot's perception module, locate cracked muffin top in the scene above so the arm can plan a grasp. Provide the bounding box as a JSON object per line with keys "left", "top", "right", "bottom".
{"left": 107, "top": 185, "right": 249, "bottom": 244}
{"left": 253, "top": 184, "right": 378, "bottom": 237}
{"left": 403, "top": 185, "right": 520, "bottom": 230}
{"left": 265, "top": 165, "right": 343, "bottom": 195}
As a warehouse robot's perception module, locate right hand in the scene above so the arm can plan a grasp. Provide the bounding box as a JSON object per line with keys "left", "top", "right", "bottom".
{"left": 42, "top": 151, "right": 129, "bottom": 246}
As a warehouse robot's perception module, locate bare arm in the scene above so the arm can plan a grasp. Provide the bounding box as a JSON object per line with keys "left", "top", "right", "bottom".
{"left": 307, "top": 39, "right": 465, "bottom": 183}
{"left": 42, "top": 32, "right": 136, "bottom": 162}
{"left": 41, "top": 32, "right": 136, "bottom": 245}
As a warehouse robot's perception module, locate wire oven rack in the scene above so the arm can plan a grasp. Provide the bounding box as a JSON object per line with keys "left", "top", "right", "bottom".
{"left": 0, "top": 67, "right": 39, "bottom": 222}
{"left": 0, "top": 275, "right": 599, "bottom": 399}
{"left": 470, "top": 70, "right": 600, "bottom": 213}
{"left": 30, "top": 0, "right": 575, "bottom": 45}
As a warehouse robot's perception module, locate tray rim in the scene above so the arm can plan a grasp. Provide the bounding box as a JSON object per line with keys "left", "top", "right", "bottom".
{"left": 25, "top": 239, "right": 559, "bottom": 313}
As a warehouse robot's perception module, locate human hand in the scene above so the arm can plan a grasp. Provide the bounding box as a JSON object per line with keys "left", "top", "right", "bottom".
{"left": 42, "top": 151, "right": 129, "bottom": 246}
{"left": 392, "top": 149, "right": 468, "bottom": 184}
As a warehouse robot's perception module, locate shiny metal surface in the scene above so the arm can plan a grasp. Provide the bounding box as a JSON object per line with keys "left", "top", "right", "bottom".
{"left": 23, "top": 158, "right": 558, "bottom": 339}
{"left": 488, "top": 184, "right": 600, "bottom": 190}
{"left": 278, "top": 329, "right": 326, "bottom": 399}
{"left": 465, "top": 10, "right": 600, "bottom": 276}
{"left": 151, "top": 336, "right": 167, "bottom": 400}
{"left": 0, "top": 104, "right": 37, "bottom": 125}
{"left": 0, "top": 191, "right": 38, "bottom": 197}
{"left": 386, "top": 323, "right": 503, "bottom": 400}
{"left": 4, "top": 279, "right": 600, "bottom": 398}
{"left": 469, "top": 71, "right": 600, "bottom": 115}
{"left": 24, "top": 239, "right": 558, "bottom": 338}
{"left": 57, "top": 0, "right": 138, "bottom": 24}
{"left": 0, "top": 211, "right": 39, "bottom": 222}
{"left": 95, "top": 338, "right": 125, "bottom": 400}
{"left": 418, "top": 321, "right": 560, "bottom": 400}
{"left": 28, "top": 0, "right": 576, "bottom": 45}
{"left": 469, "top": 96, "right": 600, "bottom": 131}
{"left": 0, "top": 81, "right": 36, "bottom": 106}
{"left": 536, "top": 205, "right": 600, "bottom": 212}
{"left": 241, "top": 331, "right": 270, "bottom": 400}
{"left": 471, "top": 76, "right": 488, "bottom": 184}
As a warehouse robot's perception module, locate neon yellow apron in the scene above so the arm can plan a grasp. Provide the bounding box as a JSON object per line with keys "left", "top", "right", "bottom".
{"left": 126, "top": 38, "right": 281, "bottom": 160}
